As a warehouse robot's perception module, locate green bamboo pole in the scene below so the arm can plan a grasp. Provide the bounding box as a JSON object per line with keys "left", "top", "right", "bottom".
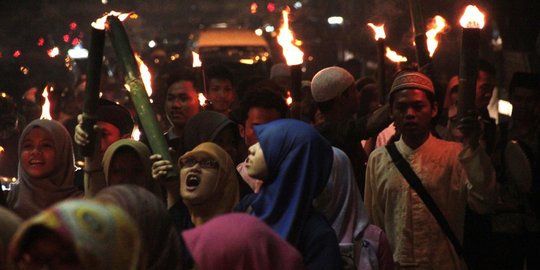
{"left": 106, "top": 15, "right": 178, "bottom": 179}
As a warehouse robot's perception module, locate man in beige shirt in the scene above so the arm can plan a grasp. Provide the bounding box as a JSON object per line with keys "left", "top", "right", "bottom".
{"left": 364, "top": 71, "right": 496, "bottom": 269}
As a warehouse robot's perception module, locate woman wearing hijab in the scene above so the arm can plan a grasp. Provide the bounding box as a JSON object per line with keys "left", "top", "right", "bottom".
{"left": 96, "top": 185, "right": 182, "bottom": 270}
{"left": 179, "top": 142, "right": 239, "bottom": 226}
{"left": 242, "top": 119, "right": 342, "bottom": 270}
{"left": 183, "top": 213, "right": 305, "bottom": 270}
{"left": 0, "top": 207, "right": 22, "bottom": 270}
{"left": 102, "top": 139, "right": 162, "bottom": 198}
{"left": 315, "top": 147, "right": 394, "bottom": 270}
{"left": 8, "top": 199, "right": 142, "bottom": 270}
{"left": 7, "top": 119, "right": 82, "bottom": 219}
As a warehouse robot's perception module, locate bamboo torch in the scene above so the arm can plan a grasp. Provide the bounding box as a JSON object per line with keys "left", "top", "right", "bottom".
{"left": 80, "top": 14, "right": 107, "bottom": 157}
{"left": 106, "top": 15, "right": 178, "bottom": 179}
{"left": 408, "top": 0, "right": 431, "bottom": 69}
{"left": 277, "top": 7, "right": 304, "bottom": 103}
{"left": 367, "top": 23, "right": 387, "bottom": 103}
{"left": 457, "top": 5, "right": 485, "bottom": 119}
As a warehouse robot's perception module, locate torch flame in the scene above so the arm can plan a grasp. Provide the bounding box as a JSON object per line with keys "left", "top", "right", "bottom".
{"left": 385, "top": 47, "right": 408, "bottom": 63}
{"left": 426, "top": 15, "right": 448, "bottom": 57}
{"left": 286, "top": 91, "right": 293, "bottom": 107}
{"left": 134, "top": 53, "right": 152, "bottom": 97}
{"left": 277, "top": 8, "right": 304, "bottom": 66}
{"left": 192, "top": 51, "right": 202, "bottom": 68}
{"left": 131, "top": 124, "right": 141, "bottom": 141}
{"left": 367, "top": 23, "right": 386, "bottom": 40}
{"left": 91, "top": 11, "right": 135, "bottom": 30}
{"left": 459, "top": 5, "right": 485, "bottom": 29}
{"left": 198, "top": 93, "right": 207, "bottom": 107}
{"left": 40, "top": 86, "right": 53, "bottom": 120}
{"left": 0, "top": 145, "right": 4, "bottom": 157}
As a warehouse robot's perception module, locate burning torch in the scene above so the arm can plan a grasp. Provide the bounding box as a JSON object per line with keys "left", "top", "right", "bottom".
{"left": 457, "top": 5, "right": 485, "bottom": 119}
{"left": 277, "top": 8, "right": 304, "bottom": 104}
{"left": 367, "top": 23, "right": 387, "bottom": 103}
{"left": 408, "top": 0, "right": 431, "bottom": 69}
{"left": 106, "top": 15, "right": 178, "bottom": 179}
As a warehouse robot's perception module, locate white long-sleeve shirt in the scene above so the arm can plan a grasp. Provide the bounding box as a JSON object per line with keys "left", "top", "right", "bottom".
{"left": 364, "top": 135, "right": 496, "bottom": 269}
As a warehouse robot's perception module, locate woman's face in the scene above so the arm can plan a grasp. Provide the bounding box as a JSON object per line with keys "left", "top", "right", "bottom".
{"left": 245, "top": 142, "right": 268, "bottom": 181}
{"left": 180, "top": 152, "right": 220, "bottom": 205}
{"left": 20, "top": 127, "right": 56, "bottom": 179}
{"left": 108, "top": 147, "right": 145, "bottom": 187}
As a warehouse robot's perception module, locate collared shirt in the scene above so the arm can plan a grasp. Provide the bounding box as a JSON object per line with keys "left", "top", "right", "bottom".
{"left": 365, "top": 135, "right": 496, "bottom": 269}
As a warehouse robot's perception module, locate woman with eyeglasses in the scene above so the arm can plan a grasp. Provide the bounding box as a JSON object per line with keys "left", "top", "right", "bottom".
{"left": 177, "top": 142, "right": 239, "bottom": 227}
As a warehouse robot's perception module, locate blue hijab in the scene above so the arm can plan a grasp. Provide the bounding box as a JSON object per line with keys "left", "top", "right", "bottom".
{"left": 252, "top": 119, "right": 333, "bottom": 243}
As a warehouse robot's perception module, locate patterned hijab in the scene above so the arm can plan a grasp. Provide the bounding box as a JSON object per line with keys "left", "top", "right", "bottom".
{"left": 96, "top": 185, "right": 182, "bottom": 270}
{"left": 314, "top": 147, "right": 369, "bottom": 244}
{"left": 101, "top": 139, "right": 162, "bottom": 198}
{"left": 8, "top": 199, "right": 142, "bottom": 270}
{"left": 7, "top": 119, "right": 82, "bottom": 219}
{"left": 183, "top": 213, "right": 305, "bottom": 270}
{"left": 179, "top": 142, "right": 239, "bottom": 225}
{"left": 251, "top": 119, "right": 333, "bottom": 243}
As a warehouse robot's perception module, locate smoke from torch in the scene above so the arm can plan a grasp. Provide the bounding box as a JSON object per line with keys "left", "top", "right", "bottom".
{"left": 277, "top": 8, "right": 304, "bottom": 66}
{"left": 425, "top": 15, "right": 448, "bottom": 57}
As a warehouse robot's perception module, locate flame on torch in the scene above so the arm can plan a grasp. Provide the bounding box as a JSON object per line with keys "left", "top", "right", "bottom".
{"left": 91, "top": 11, "right": 135, "bottom": 30}
{"left": 386, "top": 47, "right": 408, "bottom": 63}
{"left": 459, "top": 5, "right": 485, "bottom": 29}
{"left": 0, "top": 145, "right": 4, "bottom": 157}
{"left": 134, "top": 53, "right": 152, "bottom": 97}
{"left": 40, "top": 86, "right": 53, "bottom": 120}
{"left": 192, "top": 51, "right": 202, "bottom": 68}
{"left": 286, "top": 91, "right": 293, "bottom": 107}
{"left": 131, "top": 124, "right": 141, "bottom": 141}
{"left": 367, "top": 23, "right": 386, "bottom": 40}
{"left": 426, "top": 15, "right": 448, "bottom": 57}
{"left": 198, "top": 93, "right": 207, "bottom": 107}
{"left": 277, "top": 8, "right": 304, "bottom": 66}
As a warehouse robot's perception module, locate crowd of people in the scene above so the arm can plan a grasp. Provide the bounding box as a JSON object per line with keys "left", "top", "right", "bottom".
{"left": 0, "top": 51, "right": 539, "bottom": 270}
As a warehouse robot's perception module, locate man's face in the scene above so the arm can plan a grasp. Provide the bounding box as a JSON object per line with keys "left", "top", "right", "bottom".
{"left": 341, "top": 85, "right": 360, "bottom": 116}
{"left": 97, "top": 121, "right": 122, "bottom": 156}
{"left": 476, "top": 71, "right": 495, "bottom": 109}
{"left": 207, "top": 78, "right": 235, "bottom": 113}
{"left": 239, "top": 107, "right": 281, "bottom": 147}
{"left": 511, "top": 87, "right": 540, "bottom": 124}
{"left": 391, "top": 89, "right": 437, "bottom": 138}
{"left": 179, "top": 152, "right": 220, "bottom": 205}
{"left": 165, "top": 81, "right": 200, "bottom": 129}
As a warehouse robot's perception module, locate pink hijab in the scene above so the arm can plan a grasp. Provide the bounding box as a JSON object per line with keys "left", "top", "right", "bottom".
{"left": 7, "top": 119, "right": 82, "bottom": 219}
{"left": 182, "top": 213, "right": 305, "bottom": 270}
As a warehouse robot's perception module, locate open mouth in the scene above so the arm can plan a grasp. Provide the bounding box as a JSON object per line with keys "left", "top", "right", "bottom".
{"left": 185, "top": 174, "right": 201, "bottom": 190}
{"left": 29, "top": 160, "right": 44, "bottom": 166}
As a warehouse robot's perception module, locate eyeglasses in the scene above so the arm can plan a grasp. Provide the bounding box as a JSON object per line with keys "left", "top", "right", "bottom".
{"left": 180, "top": 157, "right": 219, "bottom": 169}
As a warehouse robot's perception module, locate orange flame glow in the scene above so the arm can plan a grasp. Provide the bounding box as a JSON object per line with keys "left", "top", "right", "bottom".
{"left": 426, "top": 16, "right": 448, "bottom": 57}
{"left": 134, "top": 53, "right": 152, "bottom": 97}
{"left": 40, "top": 86, "right": 53, "bottom": 120}
{"left": 192, "top": 51, "right": 202, "bottom": 68}
{"left": 91, "top": 11, "right": 135, "bottom": 30}
{"left": 286, "top": 91, "right": 293, "bottom": 107}
{"left": 131, "top": 124, "right": 141, "bottom": 141}
{"left": 385, "top": 47, "right": 408, "bottom": 63}
{"left": 0, "top": 145, "right": 4, "bottom": 157}
{"left": 459, "top": 5, "right": 485, "bottom": 29}
{"left": 198, "top": 93, "right": 207, "bottom": 107}
{"left": 367, "top": 23, "right": 386, "bottom": 40}
{"left": 277, "top": 8, "right": 304, "bottom": 66}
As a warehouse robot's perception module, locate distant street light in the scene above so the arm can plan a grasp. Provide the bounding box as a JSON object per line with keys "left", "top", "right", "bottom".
{"left": 327, "top": 16, "right": 344, "bottom": 25}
